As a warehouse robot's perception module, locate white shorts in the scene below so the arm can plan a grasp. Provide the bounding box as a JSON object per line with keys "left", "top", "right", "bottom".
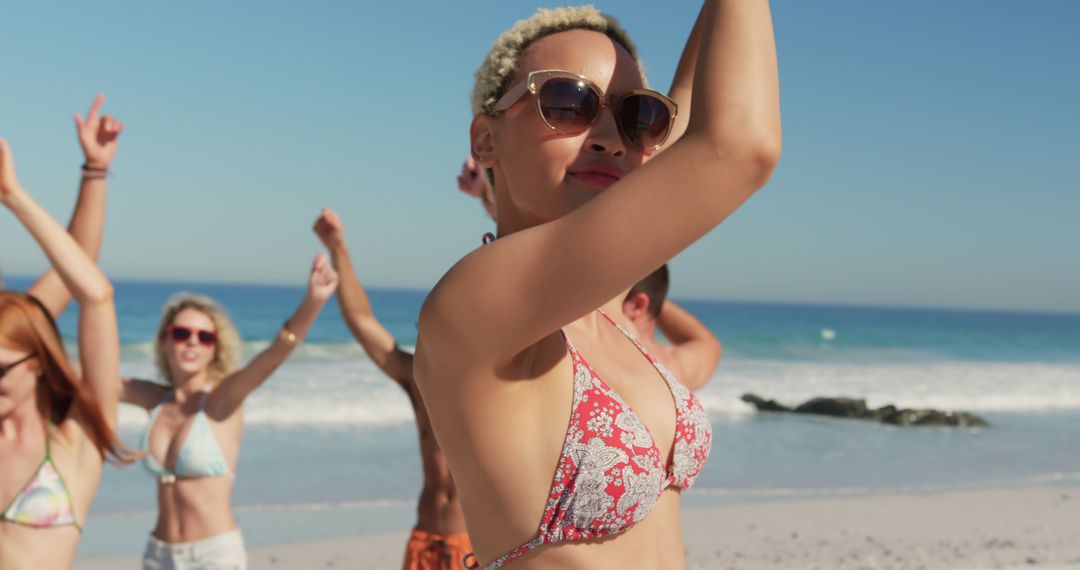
{"left": 142, "top": 529, "right": 247, "bottom": 570}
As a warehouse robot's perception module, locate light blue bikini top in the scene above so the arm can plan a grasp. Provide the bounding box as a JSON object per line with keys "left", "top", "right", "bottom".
{"left": 141, "top": 388, "right": 232, "bottom": 483}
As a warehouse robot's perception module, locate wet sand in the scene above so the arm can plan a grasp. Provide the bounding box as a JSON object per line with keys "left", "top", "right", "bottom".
{"left": 76, "top": 485, "right": 1080, "bottom": 570}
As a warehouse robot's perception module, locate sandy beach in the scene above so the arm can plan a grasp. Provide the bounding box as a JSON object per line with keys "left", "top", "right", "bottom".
{"left": 75, "top": 485, "right": 1080, "bottom": 570}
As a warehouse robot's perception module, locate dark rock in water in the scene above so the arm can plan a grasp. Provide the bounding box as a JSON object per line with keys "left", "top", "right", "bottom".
{"left": 793, "top": 397, "right": 869, "bottom": 418}
{"left": 864, "top": 404, "right": 898, "bottom": 422}
{"left": 879, "top": 408, "right": 988, "bottom": 427}
{"left": 740, "top": 393, "right": 988, "bottom": 427}
{"left": 741, "top": 393, "right": 791, "bottom": 412}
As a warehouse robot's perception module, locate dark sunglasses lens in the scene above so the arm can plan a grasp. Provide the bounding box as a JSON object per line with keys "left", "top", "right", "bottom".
{"left": 618, "top": 95, "right": 672, "bottom": 149}
{"left": 537, "top": 78, "right": 600, "bottom": 133}
{"left": 170, "top": 327, "right": 193, "bottom": 342}
{"left": 197, "top": 331, "right": 217, "bottom": 345}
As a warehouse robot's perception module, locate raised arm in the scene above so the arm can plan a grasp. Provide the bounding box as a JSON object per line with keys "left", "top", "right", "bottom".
{"left": 422, "top": 0, "right": 781, "bottom": 370}
{"left": 29, "top": 94, "right": 123, "bottom": 317}
{"left": 456, "top": 156, "right": 497, "bottom": 219}
{"left": 121, "top": 378, "right": 170, "bottom": 412}
{"left": 1, "top": 138, "right": 120, "bottom": 430}
{"left": 313, "top": 209, "right": 413, "bottom": 386}
{"left": 656, "top": 300, "right": 721, "bottom": 391}
{"left": 663, "top": 2, "right": 707, "bottom": 148}
{"left": 211, "top": 253, "right": 338, "bottom": 417}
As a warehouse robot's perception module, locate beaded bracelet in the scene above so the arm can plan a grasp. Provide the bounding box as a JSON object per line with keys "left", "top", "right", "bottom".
{"left": 81, "top": 163, "right": 109, "bottom": 178}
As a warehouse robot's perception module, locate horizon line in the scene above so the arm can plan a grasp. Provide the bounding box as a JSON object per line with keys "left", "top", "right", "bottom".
{"left": 5, "top": 274, "right": 1078, "bottom": 319}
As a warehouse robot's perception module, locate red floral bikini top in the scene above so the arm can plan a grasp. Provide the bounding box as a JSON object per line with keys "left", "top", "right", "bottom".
{"left": 475, "top": 311, "right": 713, "bottom": 569}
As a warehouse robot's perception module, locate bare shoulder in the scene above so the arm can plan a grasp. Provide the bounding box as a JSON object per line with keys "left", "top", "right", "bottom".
{"left": 204, "top": 374, "right": 247, "bottom": 420}
{"left": 55, "top": 412, "right": 88, "bottom": 445}
{"left": 417, "top": 252, "right": 490, "bottom": 366}
{"left": 418, "top": 238, "right": 545, "bottom": 368}
{"left": 54, "top": 412, "right": 101, "bottom": 466}
{"left": 419, "top": 246, "right": 486, "bottom": 324}
{"left": 123, "top": 378, "right": 170, "bottom": 411}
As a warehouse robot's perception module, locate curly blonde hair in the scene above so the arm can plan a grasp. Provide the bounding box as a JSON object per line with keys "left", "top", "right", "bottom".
{"left": 471, "top": 5, "right": 644, "bottom": 116}
{"left": 155, "top": 293, "right": 241, "bottom": 385}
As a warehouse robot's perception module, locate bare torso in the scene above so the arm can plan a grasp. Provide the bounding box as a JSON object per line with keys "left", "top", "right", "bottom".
{"left": 417, "top": 306, "right": 689, "bottom": 569}
{"left": 403, "top": 381, "right": 468, "bottom": 535}
{"left": 143, "top": 391, "right": 243, "bottom": 542}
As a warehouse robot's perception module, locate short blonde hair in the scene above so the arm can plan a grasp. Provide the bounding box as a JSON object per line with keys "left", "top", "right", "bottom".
{"left": 155, "top": 293, "right": 241, "bottom": 385}
{"left": 471, "top": 5, "right": 643, "bottom": 116}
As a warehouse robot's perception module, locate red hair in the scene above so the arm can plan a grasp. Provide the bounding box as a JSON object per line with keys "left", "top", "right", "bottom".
{"left": 0, "top": 291, "right": 131, "bottom": 462}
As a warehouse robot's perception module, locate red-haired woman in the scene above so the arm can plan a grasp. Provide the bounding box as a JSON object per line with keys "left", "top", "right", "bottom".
{"left": 0, "top": 138, "right": 130, "bottom": 568}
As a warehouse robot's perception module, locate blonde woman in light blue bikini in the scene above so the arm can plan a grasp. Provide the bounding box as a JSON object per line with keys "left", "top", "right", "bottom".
{"left": 122, "top": 255, "right": 338, "bottom": 570}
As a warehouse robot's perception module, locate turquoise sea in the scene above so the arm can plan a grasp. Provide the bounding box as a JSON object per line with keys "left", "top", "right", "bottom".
{"left": 5, "top": 276, "right": 1080, "bottom": 557}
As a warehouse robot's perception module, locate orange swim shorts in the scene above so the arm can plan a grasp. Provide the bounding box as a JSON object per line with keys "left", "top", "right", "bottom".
{"left": 402, "top": 528, "right": 475, "bottom": 570}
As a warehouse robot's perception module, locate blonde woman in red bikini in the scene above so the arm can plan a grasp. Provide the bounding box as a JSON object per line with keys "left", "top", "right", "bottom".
{"left": 416, "top": 2, "right": 780, "bottom": 568}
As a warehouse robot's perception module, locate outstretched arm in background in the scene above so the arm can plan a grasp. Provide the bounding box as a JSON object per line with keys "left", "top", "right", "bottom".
{"left": 313, "top": 208, "right": 413, "bottom": 387}
{"left": 29, "top": 94, "right": 123, "bottom": 317}
{"left": 656, "top": 300, "right": 722, "bottom": 391}
{"left": 120, "top": 378, "right": 170, "bottom": 412}
{"left": 456, "top": 156, "right": 496, "bottom": 220}
{"left": 211, "top": 253, "right": 338, "bottom": 417}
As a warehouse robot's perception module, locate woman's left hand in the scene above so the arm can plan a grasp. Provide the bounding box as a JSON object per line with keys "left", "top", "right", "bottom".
{"left": 74, "top": 94, "right": 124, "bottom": 170}
{"left": 307, "top": 252, "right": 339, "bottom": 302}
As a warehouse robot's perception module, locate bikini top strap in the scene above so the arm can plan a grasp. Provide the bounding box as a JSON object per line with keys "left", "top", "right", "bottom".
{"left": 558, "top": 328, "right": 574, "bottom": 350}
{"left": 563, "top": 310, "right": 643, "bottom": 358}
{"left": 44, "top": 419, "right": 54, "bottom": 459}
{"left": 596, "top": 308, "right": 620, "bottom": 328}
{"left": 597, "top": 309, "right": 639, "bottom": 343}
{"left": 198, "top": 386, "right": 212, "bottom": 412}
{"left": 157, "top": 389, "right": 173, "bottom": 407}
{"left": 597, "top": 308, "right": 656, "bottom": 362}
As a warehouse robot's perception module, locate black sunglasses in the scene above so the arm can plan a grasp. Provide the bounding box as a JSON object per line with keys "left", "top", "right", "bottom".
{"left": 0, "top": 354, "right": 35, "bottom": 380}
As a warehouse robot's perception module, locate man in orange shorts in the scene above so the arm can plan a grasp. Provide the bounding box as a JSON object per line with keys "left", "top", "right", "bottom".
{"left": 314, "top": 210, "right": 472, "bottom": 570}
{"left": 403, "top": 529, "right": 474, "bottom": 570}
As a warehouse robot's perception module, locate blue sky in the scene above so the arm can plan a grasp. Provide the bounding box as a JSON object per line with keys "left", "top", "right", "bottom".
{"left": 2, "top": 1, "right": 1078, "bottom": 313}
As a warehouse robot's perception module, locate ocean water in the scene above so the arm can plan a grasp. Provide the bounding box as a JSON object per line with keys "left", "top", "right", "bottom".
{"left": 5, "top": 276, "right": 1080, "bottom": 556}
